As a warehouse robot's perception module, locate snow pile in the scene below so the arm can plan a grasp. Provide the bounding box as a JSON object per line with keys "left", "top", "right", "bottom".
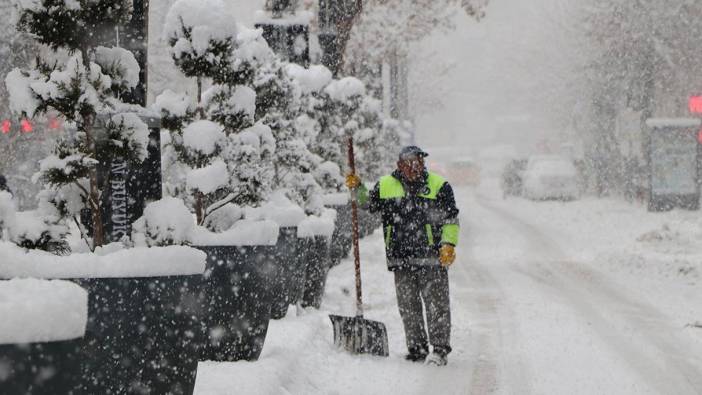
{"left": 183, "top": 120, "right": 224, "bottom": 155}
{"left": 0, "top": 278, "right": 87, "bottom": 344}
{"left": 191, "top": 220, "right": 279, "bottom": 246}
{"left": 324, "top": 77, "right": 366, "bottom": 102}
{"left": 231, "top": 25, "right": 276, "bottom": 67}
{"left": 252, "top": 190, "right": 306, "bottom": 228}
{"left": 107, "top": 112, "right": 150, "bottom": 161}
{"left": 314, "top": 161, "right": 344, "bottom": 191}
{"left": 153, "top": 89, "right": 192, "bottom": 117}
{"left": 164, "top": 0, "right": 239, "bottom": 60}
{"left": 187, "top": 159, "right": 228, "bottom": 195}
{"left": 202, "top": 84, "right": 256, "bottom": 121}
{"left": 5, "top": 68, "right": 40, "bottom": 117}
{"left": 297, "top": 208, "right": 336, "bottom": 238}
{"left": 286, "top": 64, "right": 332, "bottom": 94}
{"left": 203, "top": 203, "right": 242, "bottom": 233}
{"left": 132, "top": 197, "right": 195, "bottom": 247}
{"left": 0, "top": 241, "right": 206, "bottom": 278}
{"left": 94, "top": 46, "right": 140, "bottom": 90}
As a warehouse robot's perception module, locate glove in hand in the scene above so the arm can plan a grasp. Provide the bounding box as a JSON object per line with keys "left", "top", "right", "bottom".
{"left": 345, "top": 173, "right": 361, "bottom": 189}
{"left": 439, "top": 244, "right": 456, "bottom": 267}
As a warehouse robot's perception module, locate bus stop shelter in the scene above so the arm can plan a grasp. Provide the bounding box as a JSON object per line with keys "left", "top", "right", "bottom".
{"left": 645, "top": 118, "right": 702, "bottom": 211}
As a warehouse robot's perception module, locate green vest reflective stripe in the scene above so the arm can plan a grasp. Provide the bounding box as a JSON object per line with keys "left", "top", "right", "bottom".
{"left": 379, "top": 176, "right": 404, "bottom": 199}
{"left": 378, "top": 172, "right": 446, "bottom": 200}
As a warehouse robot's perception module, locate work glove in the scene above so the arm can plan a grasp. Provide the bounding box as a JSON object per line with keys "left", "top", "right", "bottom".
{"left": 439, "top": 244, "right": 456, "bottom": 267}
{"left": 345, "top": 173, "right": 362, "bottom": 189}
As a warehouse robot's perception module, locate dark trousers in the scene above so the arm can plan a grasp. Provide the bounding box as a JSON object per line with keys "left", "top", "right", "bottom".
{"left": 394, "top": 267, "right": 452, "bottom": 355}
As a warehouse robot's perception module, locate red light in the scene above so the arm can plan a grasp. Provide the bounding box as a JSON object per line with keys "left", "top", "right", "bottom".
{"left": 20, "top": 119, "right": 32, "bottom": 133}
{"left": 1, "top": 120, "right": 10, "bottom": 134}
{"left": 690, "top": 96, "right": 702, "bottom": 113}
{"left": 48, "top": 116, "right": 61, "bottom": 130}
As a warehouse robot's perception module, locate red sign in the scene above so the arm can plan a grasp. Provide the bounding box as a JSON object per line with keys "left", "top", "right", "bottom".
{"left": 689, "top": 96, "right": 702, "bottom": 113}
{"left": 1, "top": 120, "right": 10, "bottom": 134}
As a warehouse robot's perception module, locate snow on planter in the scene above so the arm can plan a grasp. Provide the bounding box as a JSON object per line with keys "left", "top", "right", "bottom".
{"left": 132, "top": 196, "right": 195, "bottom": 247}
{"left": 0, "top": 242, "right": 206, "bottom": 279}
{"left": 253, "top": 190, "right": 307, "bottom": 228}
{"left": 0, "top": 278, "right": 87, "bottom": 344}
{"left": 191, "top": 220, "right": 279, "bottom": 246}
{"left": 297, "top": 208, "right": 336, "bottom": 238}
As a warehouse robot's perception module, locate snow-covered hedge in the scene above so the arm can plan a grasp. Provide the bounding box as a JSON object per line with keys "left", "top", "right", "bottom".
{"left": 0, "top": 278, "right": 87, "bottom": 344}
{"left": 297, "top": 208, "right": 336, "bottom": 238}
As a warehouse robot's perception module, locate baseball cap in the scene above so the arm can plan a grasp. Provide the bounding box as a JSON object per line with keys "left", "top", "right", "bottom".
{"left": 398, "top": 145, "right": 429, "bottom": 160}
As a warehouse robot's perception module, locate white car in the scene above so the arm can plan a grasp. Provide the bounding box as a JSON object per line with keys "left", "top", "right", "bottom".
{"left": 522, "top": 155, "right": 580, "bottom": 200}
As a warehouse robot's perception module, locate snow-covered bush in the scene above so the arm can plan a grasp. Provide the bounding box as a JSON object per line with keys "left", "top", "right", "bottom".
{"left": 161, "top": 6, "right": 291, "bottom": 230}
{"left": 7, "top": 191, "right": 70, "bottom": 255}
{"left": 0, "top": 191, "right": 17, "bottom": 239}
{"left": 7, "top": 0, "right": 150, "bottom": 248}
{"left": 132, "top": 197, "right": 194, "bottom": 247}
{"left": 164, "top": 0, "right": 240, "bottom": 86}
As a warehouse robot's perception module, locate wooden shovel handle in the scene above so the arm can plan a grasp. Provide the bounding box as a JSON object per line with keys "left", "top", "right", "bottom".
{"left": 348, "top": 137, "right": 363, "bottom": 317}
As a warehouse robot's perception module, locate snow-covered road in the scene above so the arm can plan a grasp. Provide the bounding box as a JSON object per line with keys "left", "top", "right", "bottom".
{"left": 195, "top": 180, "right": 702, "bottom": 394}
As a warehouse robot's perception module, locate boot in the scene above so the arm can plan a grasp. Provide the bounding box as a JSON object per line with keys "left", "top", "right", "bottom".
{"left": 404, "top": 346, "right": 428, "bottom": 362}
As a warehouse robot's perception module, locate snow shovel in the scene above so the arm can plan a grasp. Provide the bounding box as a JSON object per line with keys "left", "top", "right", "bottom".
{"left": 329, "top": 137, "right": 389, "bottom": 357}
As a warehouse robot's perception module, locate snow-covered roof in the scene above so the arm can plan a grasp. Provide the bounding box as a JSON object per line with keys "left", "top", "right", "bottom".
{"left": 0, "top": 278, "right": 87, "bottom": 344}
{"left": 645, "top": 118, "right": 702, "bottom": 129}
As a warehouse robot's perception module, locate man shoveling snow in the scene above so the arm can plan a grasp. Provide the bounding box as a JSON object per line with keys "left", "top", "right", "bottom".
{"left": 346, "top": 145, "right": 460, "bottom": 366}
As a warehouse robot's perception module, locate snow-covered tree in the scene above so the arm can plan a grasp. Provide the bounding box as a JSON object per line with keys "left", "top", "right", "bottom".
{"left": 7, "top": 0, "right": 149, "bottom": 249}
{"left": 163, "top": 1, "right": 278, "bottom": 228}
{"left": 344, "top": 0, "right": 488, "bottom": 107}
{"left": 315, "top": 76, "right": 394, "bottom": 184}
{"left": 576, "top": 1, "right": 702, "bottom": 195}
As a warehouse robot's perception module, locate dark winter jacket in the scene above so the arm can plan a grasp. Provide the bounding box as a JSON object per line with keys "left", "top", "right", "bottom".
{"left": 365, "top": 169, "right": 460, "bottom": 271}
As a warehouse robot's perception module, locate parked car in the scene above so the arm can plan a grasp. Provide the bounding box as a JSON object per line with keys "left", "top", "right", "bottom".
{"left": 522, "top": 155, "right": 580, "bottom": 200}
{"left": 501, "top": 158, "right": 527, "bottom": 198}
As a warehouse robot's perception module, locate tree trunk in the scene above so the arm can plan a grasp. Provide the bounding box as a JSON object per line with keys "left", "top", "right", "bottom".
{"left": 80, "top": 48, "right": 105, "bottom": 248}
{"left": 195, "top": 191, "right": 204, "bottom": 226}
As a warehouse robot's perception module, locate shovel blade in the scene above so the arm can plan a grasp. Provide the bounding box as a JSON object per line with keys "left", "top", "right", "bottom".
{"left": 329, "top": 314, "right": 389, "bottom": 357}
